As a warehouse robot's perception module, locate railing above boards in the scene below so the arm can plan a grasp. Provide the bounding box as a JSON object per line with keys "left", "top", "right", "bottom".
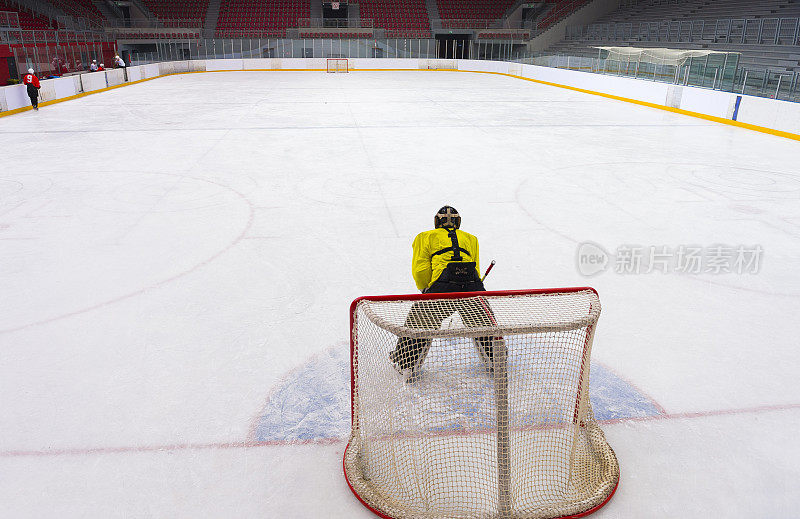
{"left": 0, "top": 10, "right": 21, "bottom": 29}
{"left": 298, "top": 18, "right": 374, "bottom": 29}
{"left": 1, "top": 27, "right": 114, "bottom": 44}
{"left": 108, "top": 19, "right": 204, "bottom": 29}
{"left": 434, "top": 19, "right": 532, "bottom": 30}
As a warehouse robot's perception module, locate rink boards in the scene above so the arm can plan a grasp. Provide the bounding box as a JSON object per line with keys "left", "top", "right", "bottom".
{"left": 1, "top": 57, "right": 799, "bottom": 139}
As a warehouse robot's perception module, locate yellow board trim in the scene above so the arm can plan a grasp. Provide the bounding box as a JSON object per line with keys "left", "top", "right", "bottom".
{"left": 0, "top": 72, "right": 183, "bottom": 118}
{"left": 2, "top": 66, "right": 798, "bottom": 142}
{"left": 463, "top": 69, "right": 800, "bottom": 142}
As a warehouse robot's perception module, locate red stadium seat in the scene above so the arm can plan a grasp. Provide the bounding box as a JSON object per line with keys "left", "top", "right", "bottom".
{"left": 358, "top": 0, "right": 431, "bottom": 38}
{"left": 140, "top": 0, "right": 209, "bottom": 25}
{"left": 214, "top": 0, "right": 311, "bottom": 39}
{"left": 0, "top": 0, "right": 52, "bottom": 30}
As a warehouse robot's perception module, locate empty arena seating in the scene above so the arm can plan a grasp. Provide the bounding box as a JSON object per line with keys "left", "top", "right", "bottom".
{"left": 436, "top": 0, "right": 516, "bottom": 22}
{"left": 435, "top": 0, "right": 579, "bottom": 32}
{"left": 300, "top": 32, "right": 374, "bottom": 38}
{"left": 215, "top": 0, "right": 309, "bottom": 37}
{"left": 476, "top": 32, "right": 530, "bottom": 40}
{"left": 357, "top": 0, "right": 430, "bottom": 38}
{"left": 550, "top": 0, "right": 800, "bottom": 75}
{"left": 50, "top": 0, "right": 106, "bottom": 23}
{"left": 537, "top": 0, "right": 590, "bottom": 30}
{"left": 593, "top": 0, "right": 800, "bottom": 25}
{"left": 140, "top": 0, "right": 209, "bottom": 24}
{"left": 0, "top": 1, "right": 52, "bottom": 30}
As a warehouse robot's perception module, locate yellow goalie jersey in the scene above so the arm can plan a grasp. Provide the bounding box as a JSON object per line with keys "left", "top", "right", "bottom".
{"left": 411, "top": 227, "right": 480, "bottom": 291}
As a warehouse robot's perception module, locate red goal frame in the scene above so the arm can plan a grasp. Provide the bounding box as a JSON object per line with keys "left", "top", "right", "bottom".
{"left": 326, "top": 57, "right": 349, "bottom": 72}
{"left": 344, "top": 287, "right": 617, "bottom": 519}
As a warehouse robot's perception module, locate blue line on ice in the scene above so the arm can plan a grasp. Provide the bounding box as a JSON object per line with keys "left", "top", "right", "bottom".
{"left": 252, "top": 346, "right": 662, "bottom": 442}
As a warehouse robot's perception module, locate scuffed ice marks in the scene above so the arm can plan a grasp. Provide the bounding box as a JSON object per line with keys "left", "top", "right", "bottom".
{"left": 252, "top": 346, "right": 351, "bottom": 442}
{"left": 589, "top": 364, "right": 662, "bottom": 420}
{"left": 252, "top": 345, "right": 662, "bottom": 443}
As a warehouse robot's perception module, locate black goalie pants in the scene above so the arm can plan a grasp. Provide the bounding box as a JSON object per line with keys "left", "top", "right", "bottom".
{"left": 390, "top": 274, "right": 495, "bottom": 372}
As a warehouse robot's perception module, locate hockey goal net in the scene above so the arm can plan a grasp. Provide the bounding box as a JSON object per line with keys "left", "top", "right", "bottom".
{"left": 327, "top": 58, "right": 349, "bottom": 73}
{"left": 344, "top": 288, "right": 619, "bottom": 519}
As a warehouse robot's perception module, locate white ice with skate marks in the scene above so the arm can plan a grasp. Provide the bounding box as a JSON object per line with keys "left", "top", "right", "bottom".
{"left": 1, "top": 70, "right": 799, "bottom": 518}
{"left": 250, "top": 339, "right": 662, "bottom": 443}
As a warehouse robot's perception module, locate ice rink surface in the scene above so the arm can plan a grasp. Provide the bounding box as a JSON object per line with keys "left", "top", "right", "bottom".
{"left": 1, "top": 70, "right": 799, "bottom": 518}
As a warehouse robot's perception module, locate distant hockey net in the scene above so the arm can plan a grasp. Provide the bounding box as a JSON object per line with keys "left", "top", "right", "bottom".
{"left": 327, "top": 58, "right": 349, "bottom": 73}
{"left": 344, "top": 288, "right": 619, "bottom": 519}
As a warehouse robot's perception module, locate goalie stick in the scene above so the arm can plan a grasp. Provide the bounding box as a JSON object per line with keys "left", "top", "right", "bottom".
{"left": 482, "top": 260, "right": 496, "bottom": 282}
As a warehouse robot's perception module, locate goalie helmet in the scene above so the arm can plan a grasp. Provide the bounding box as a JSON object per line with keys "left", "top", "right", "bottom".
{"left": 434, "top": 206, "right": 461, "bottom": 229}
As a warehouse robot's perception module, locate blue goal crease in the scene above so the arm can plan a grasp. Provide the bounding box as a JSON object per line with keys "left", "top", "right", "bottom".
{"left": 253, "top": 347, "right": 663, "bottom": 443}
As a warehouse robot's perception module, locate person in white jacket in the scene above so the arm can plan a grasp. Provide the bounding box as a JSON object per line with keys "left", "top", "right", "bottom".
{"left": 89, "top": 60, "right": 98, "bottom": 72}
{"left": 114, "top": 55, "right": 126, "bottom": 68}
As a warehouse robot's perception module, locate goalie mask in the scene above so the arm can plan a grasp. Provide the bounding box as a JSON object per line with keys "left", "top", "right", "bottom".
{"left": 434, "top": 206, "right": 461, "bottom": 229}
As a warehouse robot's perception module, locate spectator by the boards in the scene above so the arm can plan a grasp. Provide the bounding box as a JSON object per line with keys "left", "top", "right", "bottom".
{"left": 50, "top": 56, "right": 63, "bottom": 75}
{"left": 90, "top": 60, "right": 98, "bottom": 72}
{"left": 114, "top": 55, "right": 126, "bottom": 68}
{"left": 22, "top": 68, "right": 41, "bottom": 111}
{"left": 98, "top": 63, "right": 105, "bottom": 72}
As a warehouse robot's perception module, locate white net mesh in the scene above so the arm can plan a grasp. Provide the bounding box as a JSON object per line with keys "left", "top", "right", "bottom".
{"left": 344, "top": 289, "right": 619, "bottom": 519}
{"left": 595, "top": 46, "right": 737, "bottom": 67}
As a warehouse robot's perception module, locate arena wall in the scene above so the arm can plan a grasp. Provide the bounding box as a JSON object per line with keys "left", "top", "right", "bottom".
{"left": 3, "top": 84, "right": 29, "bottom": 111}
{"left": 242, "top": 58, "right": 275, "bottom": 70}
{"left": 53, "top": 77, "right": 77, "bottom": 100}
{"left": 105, "top": 69, "right": 126, "bottom": 87}
{"left": 142, "top": 64, "right": 160, "bottom": 79}
{"left": 351, "top": 58, "right": 415, "bottom": 70}
{"left": 736, "top": 94, "right": 800, "bottom": 135}
{"left": 127, "top": 66, "right": 143, "bottom": 82}
{"left": 37, "top": 79, "right": 58, "bottom": 104}
{"left": 0, "top": 58, "right": 798, "bottom": 140}
{"left": 157, "top": 62, "right": 175, "bottom": 75}
{"left": 81, "top": 71, "right": 108, "bottom": 92}
{"left": 206, "top": 59, "right": 243, "bottom": 71}
{"left": 189, "top": 60, "right": 207, "bottom": 72}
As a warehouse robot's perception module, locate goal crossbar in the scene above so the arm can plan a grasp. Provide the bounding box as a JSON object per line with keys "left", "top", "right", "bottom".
{"left": 358, "top": 296, "right": 600, "bottom": 339}
{"left": 327, "top": 58, "right": 349, "bottom": 72}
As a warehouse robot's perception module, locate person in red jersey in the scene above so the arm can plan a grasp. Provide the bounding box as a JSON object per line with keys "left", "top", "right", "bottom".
{"left": 97, "top": 63, "right": 105, "bottom": 71}
{"left": 22, "top": 68, "right": 41, "bottom": 111}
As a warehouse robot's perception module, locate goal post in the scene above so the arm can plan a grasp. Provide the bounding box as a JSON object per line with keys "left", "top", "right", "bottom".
{"left": 327, "top": 58, "right": 349, "bottom": 73}
{"left": 344, "top": 288, "right": 619, "bottom": 519}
